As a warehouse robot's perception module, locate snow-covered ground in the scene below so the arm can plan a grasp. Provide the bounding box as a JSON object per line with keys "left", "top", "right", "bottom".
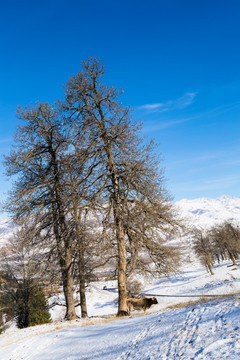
{"left": 0, "top": 195, "right": 240, "bottom": 359}
{"left": 1, "top": 297, "right": 240, "bottom": 360}
{"left": 0, "top": 260, "right": 239, "bottom": 360}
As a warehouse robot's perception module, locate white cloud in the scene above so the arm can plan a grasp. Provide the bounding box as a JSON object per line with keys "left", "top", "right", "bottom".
{"left": 138, "top": 103, "right": 164, "bottom": 111}
{"left": 174, "top": 92, "right": 196, "bottom": 109}
{"left": 137, "top": 92, "right": 197, "bottom": 114}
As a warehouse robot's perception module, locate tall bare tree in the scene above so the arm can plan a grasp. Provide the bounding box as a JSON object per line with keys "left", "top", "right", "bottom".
{"left": 62, "top": 57, "right": 181, "bottom": 315}
{"left": 4, "top": 57, "right": 182, "bottom": 318}
{"left": 4, "top": 103, "right": 78, "bottom": 319}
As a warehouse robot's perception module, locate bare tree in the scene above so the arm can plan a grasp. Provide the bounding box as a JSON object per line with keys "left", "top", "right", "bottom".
{"left": 210, "top": 221, "right": 240, "bottom": 266}
{"left": 62, "top": 57, "right": 181, "bottom": 315}
{"left": 4, "top": 57, "right": 183, "bottom": 318}
{"left": 4, "top": 103, "right": 78, "bottom": 319}
{"left": 4, "top": 101, "right": 112, "bottom": 320}
{"left": 193, "top": 229, "right": 215, "bottom": 275}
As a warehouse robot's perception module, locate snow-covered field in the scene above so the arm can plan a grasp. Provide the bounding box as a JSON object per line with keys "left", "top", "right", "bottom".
{"left": 0, "top": 195, "right": 240, "bottom": 359}
{"left": 0, "top": 260, "right": 239, "bottom": 360}
{"left": 1, "top": 299, "right": 240, "bottom": 360}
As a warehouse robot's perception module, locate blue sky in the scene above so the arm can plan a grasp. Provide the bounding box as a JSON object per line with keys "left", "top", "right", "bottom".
{"left": 0, "top": 0, "right": 240, "bottom": 216}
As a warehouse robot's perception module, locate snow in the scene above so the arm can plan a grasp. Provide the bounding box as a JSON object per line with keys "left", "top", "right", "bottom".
{"left": 1, "top": 260, "right": 239, "bottom": 360}
{"left": 0, "top": 195, "right": 240, "bottom": 359}
{"left": 175, "top": 195, "right": 240, "bottom": 229}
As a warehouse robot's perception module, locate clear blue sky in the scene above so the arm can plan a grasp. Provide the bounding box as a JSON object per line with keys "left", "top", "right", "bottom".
{"left": 1, "top": 0, "right": 240, "bottom": 216}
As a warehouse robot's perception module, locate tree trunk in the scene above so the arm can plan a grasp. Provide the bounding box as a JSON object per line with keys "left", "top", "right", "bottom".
{"left": 115, "top": 217, "right": 128, "bottom": 315}
{"left": 51, "top": 197, "right": 77, "bottom": 320}
{"left": 62, "top": 251, "right": 77, "bottom": 320}
{"left": 104, "top": 144, "right": 128, "bottom": 314}
{"left": 59, "top": 249, "right": 77, "bottom": 320}
{"left": 78, "top": 237, "right": 88, "bottom": 318}
{"left": 79, "top": 272, "right": 88, "bottom": 318}
{"left": 228, "top": 251, "right": 237, "bottom": 266}
{"left": 207, "top": 262, "right": 214, "bottom": 275}
{"left": 50, "top": 147, "right": 77, "bottom": 320}
{"left": 73, "top": 203, "right": 88, "bottom": 318}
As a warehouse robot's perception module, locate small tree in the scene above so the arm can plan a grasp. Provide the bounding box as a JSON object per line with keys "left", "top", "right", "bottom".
{"left": 0, "top": 217, "right": 53, "bottom": 327}
{"left": 16, "top": 280, "right": 51, "bottom": 328}
{"left": 193, "top": 230, "right": 215, "bottom": 275}
{"left": 210, "top": 221, "right": 240, "bottom": 265}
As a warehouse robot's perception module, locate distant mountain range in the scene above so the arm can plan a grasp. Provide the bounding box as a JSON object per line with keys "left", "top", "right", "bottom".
{"left": 1, "top": 195, "right": 240, "bottom": 248}
{"left": 175, "top": 195, "right": 240, "bottom": 229}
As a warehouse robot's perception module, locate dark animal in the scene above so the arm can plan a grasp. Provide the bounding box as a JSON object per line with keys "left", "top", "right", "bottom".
{"left": 126, "top": 297, "right": 158, "bottom": 314}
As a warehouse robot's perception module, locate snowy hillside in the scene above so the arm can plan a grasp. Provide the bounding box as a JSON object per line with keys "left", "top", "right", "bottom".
{"left": 2, "top": 298, "right": 240, "bottom": 359}
{"left": 175, "top": 195, "right": 240, "bottom": 229}
{"left": 1, "top": 195, "right": 240, "bottom": 245}
{"left": 0, "top": 195, "right": 240, "bottom": 359}
{"left": 0, "top": 260, "right": 239, "bottom": 359}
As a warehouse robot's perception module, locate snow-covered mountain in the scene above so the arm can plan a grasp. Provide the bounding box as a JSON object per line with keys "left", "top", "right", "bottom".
{"left": 175, "top": 195, "right": 240, "bottom": 229}
{"left": 1, "top": 195, "right": 240, "bottom": 248}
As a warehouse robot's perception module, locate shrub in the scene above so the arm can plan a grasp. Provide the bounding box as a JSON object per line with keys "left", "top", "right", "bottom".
{"left": 16, "top": 281, "right": 51, "bottom": 328}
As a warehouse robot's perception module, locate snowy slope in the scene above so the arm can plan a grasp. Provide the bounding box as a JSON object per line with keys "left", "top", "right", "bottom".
{"left": 175, "top": 195, "right": 240, "bottom": 229}
{"left": 0, "top": 294, "right": 240, "bottom": 359}
{"left": 1, "top": 195, "right": 240, "bottom": 246}
{"left": 0, "top": 260, "right": 240, "bottom": 359}
{"left": 0, "top": 196, "right": 240, "bottom": 359}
